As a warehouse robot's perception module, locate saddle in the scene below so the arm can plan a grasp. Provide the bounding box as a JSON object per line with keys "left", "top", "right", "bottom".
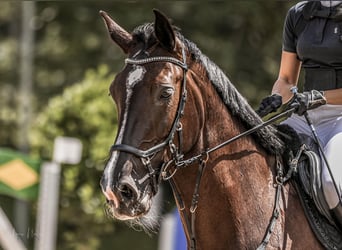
{"left": 277, "top": 125, "right": 342, "bottom": 249}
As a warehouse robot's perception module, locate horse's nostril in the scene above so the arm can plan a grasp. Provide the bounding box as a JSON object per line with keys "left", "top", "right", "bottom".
{"left": 118, "top": 182, "right": 137, "bottom": 200}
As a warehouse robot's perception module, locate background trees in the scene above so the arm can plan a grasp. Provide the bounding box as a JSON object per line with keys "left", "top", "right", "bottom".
{"left": 0, "top": 1, "right": 294, "bottom": 249}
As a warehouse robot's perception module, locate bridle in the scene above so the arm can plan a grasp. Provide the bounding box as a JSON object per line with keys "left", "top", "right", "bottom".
{"left": 109, "top": 45, "right": 297, "bottom": 250}
{"left": 110, "top": 46, "right": 188, "bottom": 195}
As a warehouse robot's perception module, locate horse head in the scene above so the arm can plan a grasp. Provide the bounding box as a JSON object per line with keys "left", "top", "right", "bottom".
{"left": 100, "top": 9, "right": 201, "bottom": 223}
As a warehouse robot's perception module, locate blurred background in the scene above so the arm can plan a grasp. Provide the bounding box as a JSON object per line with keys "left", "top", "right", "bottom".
{"left": 0, "top": 1, "right": 295, "bottom": 250}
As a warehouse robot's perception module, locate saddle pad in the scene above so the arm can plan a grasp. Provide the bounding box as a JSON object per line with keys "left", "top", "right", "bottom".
{"left": 297, "top": 150, "right": 333, "bottom": 224}
{"left": 293, "top": 178, "right": 342, "bottom": 250}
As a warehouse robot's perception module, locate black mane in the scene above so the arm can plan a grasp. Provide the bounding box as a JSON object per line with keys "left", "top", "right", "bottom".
{"left": 132, "top": 23, "right": 285, "bottom": 154}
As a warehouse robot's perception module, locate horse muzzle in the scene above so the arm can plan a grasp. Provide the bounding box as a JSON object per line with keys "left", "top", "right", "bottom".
{"left": 100, "top": 162, "right": 153, "bottom": 220}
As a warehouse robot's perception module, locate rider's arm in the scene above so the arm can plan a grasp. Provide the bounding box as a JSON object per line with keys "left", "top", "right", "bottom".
{"left": 272, "top": 51, "right": 342, "bottom": 105}
{"left": 271, "top": 51, "right": 301, "bottom": 104}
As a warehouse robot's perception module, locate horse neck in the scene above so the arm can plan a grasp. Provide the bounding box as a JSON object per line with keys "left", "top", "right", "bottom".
{"left": 170, "top": 59, "right": 320, "bottom": 249}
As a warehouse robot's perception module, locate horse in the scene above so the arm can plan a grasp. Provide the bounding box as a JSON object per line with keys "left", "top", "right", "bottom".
{"left": 99, "top": 9, "right": 322, "bottom": 249}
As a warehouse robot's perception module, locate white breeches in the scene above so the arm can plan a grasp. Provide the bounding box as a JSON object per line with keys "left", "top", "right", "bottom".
{"left": 282, "top": 104, "right": 342, "bottom": 209}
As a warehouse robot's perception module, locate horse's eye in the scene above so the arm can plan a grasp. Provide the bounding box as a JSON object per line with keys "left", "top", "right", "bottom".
{"left": 160, "top": 87, "right": 174, "bottom": 100}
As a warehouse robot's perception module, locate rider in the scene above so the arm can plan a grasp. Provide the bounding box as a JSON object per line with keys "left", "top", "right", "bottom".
{"left": 257, "top": 1, "right": 342, "bottom": 226}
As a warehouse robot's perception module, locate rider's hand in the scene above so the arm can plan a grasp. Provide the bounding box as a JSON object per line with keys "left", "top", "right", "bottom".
{"left": 257, "top": 94, "right": 282, "bottom": 117}
{"left": 291, "top": 90, "right": 326, "bottom": 116}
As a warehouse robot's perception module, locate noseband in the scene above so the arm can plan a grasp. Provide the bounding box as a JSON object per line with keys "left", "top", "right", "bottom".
{"left": 110, "top": 47, "right": 188, "bottom": 194}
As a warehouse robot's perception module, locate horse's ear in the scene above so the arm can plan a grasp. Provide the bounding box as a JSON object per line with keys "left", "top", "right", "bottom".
{"left": 99, "top": 10, "right": 132, "bottom": 54}
{"left": 153, "top": 9, "right": 176, "bottom": 52}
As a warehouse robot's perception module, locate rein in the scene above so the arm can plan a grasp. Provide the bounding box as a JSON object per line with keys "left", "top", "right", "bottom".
{"left": 109, "top": 46, "right": 297, "bottom": 249}
{"left": 167, "top": 107, "right": 296, "bottom": 170}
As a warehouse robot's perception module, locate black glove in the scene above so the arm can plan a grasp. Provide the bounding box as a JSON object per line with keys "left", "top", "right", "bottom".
{"left": 291, "top": 90, "right": 326, "bottom": 116}
{"left": 257, "top": 94, "right": 282, "bottom": 117}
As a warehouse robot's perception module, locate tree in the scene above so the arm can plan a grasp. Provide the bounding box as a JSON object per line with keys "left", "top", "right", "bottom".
{"left": 0, "top": 1, "right": 293, "bottom": 148}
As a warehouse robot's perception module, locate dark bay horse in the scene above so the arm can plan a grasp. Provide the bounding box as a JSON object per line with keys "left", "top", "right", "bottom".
{"left": 99, "top": 9, "right": 322, "bottom": 249}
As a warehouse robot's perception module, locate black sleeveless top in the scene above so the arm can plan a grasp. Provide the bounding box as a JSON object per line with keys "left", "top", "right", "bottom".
{"left": 283, "top": 1, "right": 342, "bottom": 90}
{"left": 283, "top": 1, "right": 342, "bottom": 67}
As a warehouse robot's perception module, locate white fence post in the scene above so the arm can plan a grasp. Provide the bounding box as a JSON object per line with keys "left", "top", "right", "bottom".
{"left": 34, "top": 162, "right": 61, "bottom": 250}
{"left": 0, "top": 206, "right": 26, "bottom": 250}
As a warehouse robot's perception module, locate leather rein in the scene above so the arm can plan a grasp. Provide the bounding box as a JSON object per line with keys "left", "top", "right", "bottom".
{"left": 109, "top": 46, "right": 296, "bottom": 250}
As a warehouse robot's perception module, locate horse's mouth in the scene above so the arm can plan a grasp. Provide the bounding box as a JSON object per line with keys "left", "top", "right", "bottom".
{"left": 105, "top": 193, "right": 152, "bottom": 221}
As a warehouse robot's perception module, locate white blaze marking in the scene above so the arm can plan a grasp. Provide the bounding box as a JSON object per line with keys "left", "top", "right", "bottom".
{"left": 127, "top": 65, "right": 146, "bottom": 87}
{"left": 104, "top": 65, "right": 146, "bottom": 191}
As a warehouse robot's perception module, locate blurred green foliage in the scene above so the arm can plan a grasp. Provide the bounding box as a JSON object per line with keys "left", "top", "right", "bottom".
{"left": 0, "top": 1, "right": 296, "bottom": 249}
{"left": 0, "top": 1, "right": 294, "bottom": 148}
{"left": 30, "top": 65, "right": 116, "bottom": 249}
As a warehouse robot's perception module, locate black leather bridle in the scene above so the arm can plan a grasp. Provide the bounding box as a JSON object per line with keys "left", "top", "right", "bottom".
{"left": 110, "top": 47, "right": 188, "bottom": 194}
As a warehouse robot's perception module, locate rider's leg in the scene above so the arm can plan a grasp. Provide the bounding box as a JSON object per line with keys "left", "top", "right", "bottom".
{"left": 317, "top": 105, "right": 342, "bottom": 229}
{"left": 321, "top": 132, "right": 342, "bottom": 209}
{"left": 321, "top": 132, "right": 342, "bottom": 230}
